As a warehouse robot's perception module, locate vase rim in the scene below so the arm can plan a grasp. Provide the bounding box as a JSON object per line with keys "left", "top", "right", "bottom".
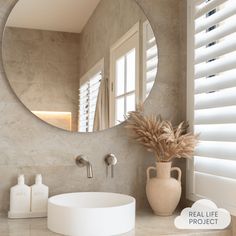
{"left": 155, "top": 161, "right": 172, "bottom": 167}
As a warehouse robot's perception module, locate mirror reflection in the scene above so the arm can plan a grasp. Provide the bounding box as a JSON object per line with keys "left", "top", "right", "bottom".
{"left": 3, "top": 0, "right": 158, "bottom": 132}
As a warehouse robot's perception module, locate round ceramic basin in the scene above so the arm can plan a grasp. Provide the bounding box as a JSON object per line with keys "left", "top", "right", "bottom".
{"left": 47, "top": 192, "right": 136, "bottom": 236}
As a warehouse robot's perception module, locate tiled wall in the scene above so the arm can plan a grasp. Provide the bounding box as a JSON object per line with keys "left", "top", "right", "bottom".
{"left": 0, "top": 0, "right": 187, "bottom": 213}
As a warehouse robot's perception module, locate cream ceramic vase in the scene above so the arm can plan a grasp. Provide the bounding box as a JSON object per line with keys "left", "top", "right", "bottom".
{"left": 146, "top": 162, "right": 181, "bottom": 216}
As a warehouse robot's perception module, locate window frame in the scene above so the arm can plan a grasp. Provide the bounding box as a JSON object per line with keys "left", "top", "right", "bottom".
{"left": 186, "top": 0, "right": 196, "bottom": 202}
{"left": 109, "top": 22, "right": 140, "bottom": 127}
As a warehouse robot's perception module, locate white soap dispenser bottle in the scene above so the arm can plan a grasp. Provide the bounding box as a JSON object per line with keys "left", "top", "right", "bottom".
{"left": 31, "top": 174, "right": 49, "bottom": 213}
{"left": 9, "top": 174, "right": 31, "bottom": 214}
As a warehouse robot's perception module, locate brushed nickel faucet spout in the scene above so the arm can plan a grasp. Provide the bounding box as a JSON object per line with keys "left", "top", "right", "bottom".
{"left": 75, "top": 156, "right": 93, "bottom": 178}
{"left": 86, "top": 163, "right": 93, "bottom": 178}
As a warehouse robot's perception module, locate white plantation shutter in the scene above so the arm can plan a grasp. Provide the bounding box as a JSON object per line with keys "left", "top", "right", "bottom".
{"left": 143, "top": 21, "right": 158, "bottom": 99}
{"left": 79, "top": 72, "right": 102, "bottom": 132}
{"left": 79, "top": 82, "right": 89, "bottom": 132}
{"left": 187, "top": 0, "right": 236, "bottom": 214}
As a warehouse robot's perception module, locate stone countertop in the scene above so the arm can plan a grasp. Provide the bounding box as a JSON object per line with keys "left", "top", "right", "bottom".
{"left": 0, "top": 210, "right": 232, "bottom": 236}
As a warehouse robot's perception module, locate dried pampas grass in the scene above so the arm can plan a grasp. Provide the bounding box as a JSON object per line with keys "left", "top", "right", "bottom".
{"left": 125, "top": 109, "right": 198, "bottom": 162}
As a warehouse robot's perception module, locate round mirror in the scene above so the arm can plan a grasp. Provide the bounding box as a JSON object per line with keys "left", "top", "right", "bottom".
{"left": 2, "top": 0, "right": 158, "bottom": 132}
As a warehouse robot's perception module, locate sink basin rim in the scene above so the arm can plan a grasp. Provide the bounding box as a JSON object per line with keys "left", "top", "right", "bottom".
{"left": 48, "top": 192, "right": 136, "bottom": 209}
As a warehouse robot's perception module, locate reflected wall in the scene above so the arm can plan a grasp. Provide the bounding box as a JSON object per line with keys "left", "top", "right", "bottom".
{"left": 3, "top": 28, "right": 80, "bottom": 131}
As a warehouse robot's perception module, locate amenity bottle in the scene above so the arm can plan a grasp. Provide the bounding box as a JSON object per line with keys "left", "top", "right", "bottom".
{"left": 10, "top": 174, "right": 31, "bottom": 213}
{"left": 31, "top": 174, "right": 49, "bottom": 213}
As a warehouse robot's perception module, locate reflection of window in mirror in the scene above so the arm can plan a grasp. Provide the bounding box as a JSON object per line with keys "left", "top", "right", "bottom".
{"left": 78, "top": 60, "right": 104, "bottom": 132}
{"left": 110, "top": 23, "right": 140, "bottom": 126}
{"left": 143, "top": 21, "right": 158, "bottom": 100}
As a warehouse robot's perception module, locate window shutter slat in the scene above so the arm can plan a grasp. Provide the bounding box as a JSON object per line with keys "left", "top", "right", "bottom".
{"left": 146, "top": 40, "right": 156, "bottom": 50}
{"left": 195, "top": 87, "right": 236, "bottom": 109}
{"left": 195, "top": 124, "right": 236, "bottom": 142}
{"left": 195, "top": 0, "right": 227, "bottom": 18}
{"left": 195, "top": 52, "right": 236, "bottom": 79}
{"left": 195, "top": 69, "right": 236, "bottom": 93}
{"left": 195, "top": 156, "right": 236, "bottom": 178}
{"left": 195, "top": 36, "right": 236, "bottom": 64}
{"left": 195, "top": 106, "right": 236, "bottom": 124}
{"left": 195, "top": 2, "right": 236, "bottom": 33}
{"left": 195, "top": 87, "right": 236, "bottom": 110}
{"left": 195, "top": 19, "right": 236, "bottom": 49}
{"left": 195, "top": 141, "right": 236, "bottom": 161}
{"left": 143, "top": 21, "right": 158, "bottom": 99}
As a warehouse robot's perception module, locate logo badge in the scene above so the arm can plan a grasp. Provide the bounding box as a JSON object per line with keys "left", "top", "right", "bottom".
{"left": 175, "top": 199, "right": 231, "bottom": 229}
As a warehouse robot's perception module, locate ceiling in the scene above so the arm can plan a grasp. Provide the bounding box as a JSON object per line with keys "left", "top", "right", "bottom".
{"left": 6, "top": 0, "right": 101, "bottom": 33}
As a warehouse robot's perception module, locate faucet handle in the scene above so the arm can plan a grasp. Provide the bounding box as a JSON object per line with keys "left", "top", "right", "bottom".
{"left": 105, "top": 154, "right": 117, "bottom": 165}
{"left": 75, "top": 155, "right": 87, "bottom": 167}
{"left": 105, "top": 154, "right": 117, "bottom": 178}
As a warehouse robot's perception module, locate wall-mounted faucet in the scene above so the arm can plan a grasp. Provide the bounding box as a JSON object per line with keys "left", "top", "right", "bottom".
{"left": 75, "top": 155, "right": 93, "bottom": 178}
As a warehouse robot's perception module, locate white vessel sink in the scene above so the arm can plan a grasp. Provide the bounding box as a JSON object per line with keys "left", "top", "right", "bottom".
{"left": 47, "top": 192, "right": 136, "bottom": 236}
